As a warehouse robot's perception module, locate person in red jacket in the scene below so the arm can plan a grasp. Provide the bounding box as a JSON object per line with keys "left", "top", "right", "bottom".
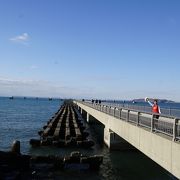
{"left": 145, "top": 98, "right": 161, "bottom": 119}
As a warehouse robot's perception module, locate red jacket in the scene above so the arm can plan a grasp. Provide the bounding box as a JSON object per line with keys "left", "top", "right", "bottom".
{"left": 152, "top": 104, "right": 160, "bottom": 113}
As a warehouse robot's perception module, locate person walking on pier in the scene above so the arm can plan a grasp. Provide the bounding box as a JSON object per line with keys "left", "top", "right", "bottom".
{"left": 145, "top": 98, "right": 161, "bottom": 119}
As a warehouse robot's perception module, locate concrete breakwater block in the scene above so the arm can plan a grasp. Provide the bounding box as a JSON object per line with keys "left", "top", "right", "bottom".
{"left": 0, "top": 148, "right": 103, "bottom": 179}
{"left": 0, "top": 151, "right": 30, "bottom": 170}
{"left": 11, "top": 140, "right": 21, "bottom": 154}
{"left": 31, "top": 101, "right": 95, "bottom": 148}
{"left": 30, "top": 138, "right": 95, "bottom": 148}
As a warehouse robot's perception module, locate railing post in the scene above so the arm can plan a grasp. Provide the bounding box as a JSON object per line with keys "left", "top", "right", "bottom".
{"left": 109, "top": 106, "right": 111, "bottom": 114}
{"left": 137, "top": 112, "right": 140, "bottom": 126}
{"left": 126, "top": 110, "right": 130, "bottom": 122}
{"left": 114, "top": 107, "right": 116, "bottom": 117}
{"left": 119, "top": 108, "right": 122, "bottom": 119}
{"left": 173, "top": 118, "right": 178, "bottom": 141}
{"left": 91, "top": 102, "right": 93, "bottom": 107}
{"left": 169, "top": 108, "right": 171, "bottom": 116}
{"left": 151, "top": 115, "right": 154, "bottom": 132}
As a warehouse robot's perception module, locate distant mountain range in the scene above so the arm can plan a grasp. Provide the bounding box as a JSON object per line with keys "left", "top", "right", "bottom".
{"left": 132, "top": 98, "right": 175, "bottom": 103}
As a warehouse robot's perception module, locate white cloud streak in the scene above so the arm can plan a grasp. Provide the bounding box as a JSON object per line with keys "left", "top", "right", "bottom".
{"left": 0, "top": 77, "right": 94, "bottom": 98}
{"left": 29, "top": 65, "right": 38, "bottom": 70}
{"left": 9, "top": 33, "right": 29, "bottom": 44}
{"left": 0, "top": 77, "right": 179, "bottom": 101}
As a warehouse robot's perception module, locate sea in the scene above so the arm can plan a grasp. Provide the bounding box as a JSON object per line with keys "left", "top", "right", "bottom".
{"left": 0, "top": 96, "right": 179, "bottom": 180}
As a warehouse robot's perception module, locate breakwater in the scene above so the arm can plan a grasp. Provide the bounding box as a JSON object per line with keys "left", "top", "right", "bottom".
{"left": 0, "top": 141, "right": 103, "bottom": 179}
{"left": 30, "top": 101, "right": 94, "bottom": 148}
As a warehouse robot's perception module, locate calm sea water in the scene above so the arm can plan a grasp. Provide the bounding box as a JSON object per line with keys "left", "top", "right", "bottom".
{"left": 0, "top": 97, "right": 178, "bottom": 180}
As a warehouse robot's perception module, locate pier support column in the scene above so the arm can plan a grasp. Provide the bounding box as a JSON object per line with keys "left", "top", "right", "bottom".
{"left": 85, "top": 113, "right": 97, "bottom": 124}
{"left": 80, "top": 108, "right": 83, "bottom": 114}
{"left": 77, "top": 106, "right": 80, "bottom": 111}
{"left": 104, "top": 128, "right": 134, "bottom": 150}
{"left": 87, "top": 113, "right": 89, "bottom": 123}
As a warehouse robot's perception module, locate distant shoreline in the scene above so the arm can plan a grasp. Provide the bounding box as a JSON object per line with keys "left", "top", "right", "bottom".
{"left": 132, "top": 98, "right": 175, "bottom": 103}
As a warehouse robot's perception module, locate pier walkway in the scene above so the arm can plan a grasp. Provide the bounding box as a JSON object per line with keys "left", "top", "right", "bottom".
{"left": 74, "top": 100, "right": 180, "bottom": 179}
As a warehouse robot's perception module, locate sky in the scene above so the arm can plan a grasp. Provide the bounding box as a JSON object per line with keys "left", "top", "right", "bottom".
{"left": 0, "top": 0, "right": 180, "bottom": 101}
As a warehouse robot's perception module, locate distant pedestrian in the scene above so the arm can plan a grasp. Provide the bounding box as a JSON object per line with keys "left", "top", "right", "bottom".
{"left": 145, "top": 97, "right": 161, "bottom": 119}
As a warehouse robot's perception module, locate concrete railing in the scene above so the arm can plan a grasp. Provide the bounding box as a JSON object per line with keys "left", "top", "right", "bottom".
{"left": 76, "top": 101, "right": 180, "bottom": 141}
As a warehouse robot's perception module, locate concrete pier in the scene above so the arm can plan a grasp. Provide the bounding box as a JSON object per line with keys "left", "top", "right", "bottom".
{"left": 104, "top": 128, "right": 134, "bottom": 150}
{"left": 74, "top": 100, "right": 180, "bottom": 179}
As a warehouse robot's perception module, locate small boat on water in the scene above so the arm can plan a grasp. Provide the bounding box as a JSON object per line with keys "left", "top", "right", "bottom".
{"left": 9, "top": 96, "right": 14, "bottom": 100}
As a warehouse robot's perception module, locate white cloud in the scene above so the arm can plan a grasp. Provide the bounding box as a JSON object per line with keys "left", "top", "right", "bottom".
{"left": 0, "top": 76, "right": 99, "bottom": 99}
{"left": 9, "top": 33, "right": 29, "bottom": 44}
{"left": 0, "top": 77, "right": 88, "bottom": 98}
{"left": 0, "top": 76, "right": 179, "bottom": 101}
{"left": 29, "top": 65, "right": 38, "bottom": 70}
{"left": 0, "top": 77, "right": 43, "bottom": 86}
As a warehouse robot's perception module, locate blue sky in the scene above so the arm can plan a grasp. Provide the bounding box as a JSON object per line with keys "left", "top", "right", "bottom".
{"left": 0, "top": 0, "right": 180, "bottom": 101}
